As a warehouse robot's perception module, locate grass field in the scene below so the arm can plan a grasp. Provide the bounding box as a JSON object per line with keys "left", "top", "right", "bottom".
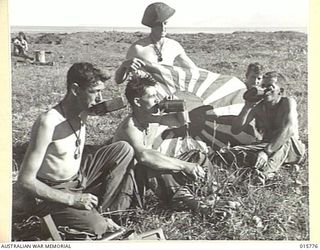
{"left": 11, "top": 30, "right": 308, "bottom": 240}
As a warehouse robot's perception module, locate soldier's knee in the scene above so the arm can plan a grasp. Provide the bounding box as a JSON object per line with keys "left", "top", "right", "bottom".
{"left": 87, "top": 217, "right": 109, "bottom": 236}
{"left": 74, "top": 211, "right": 109, "bottom": 236}
{"left": 115, "top": 141, "right": 134, "bottom": 158}
{"left": 51, "top": 208, "right": 109, "bottom": 238}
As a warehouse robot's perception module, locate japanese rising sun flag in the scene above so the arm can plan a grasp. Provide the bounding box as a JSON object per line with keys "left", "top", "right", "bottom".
{"left": 141, "top": 62, "right": 260, "bottom": 157}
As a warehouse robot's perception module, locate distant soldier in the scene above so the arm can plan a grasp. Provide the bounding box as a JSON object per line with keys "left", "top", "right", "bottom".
{"left": 12, "top": 31, "right": 34, "bottom": 60}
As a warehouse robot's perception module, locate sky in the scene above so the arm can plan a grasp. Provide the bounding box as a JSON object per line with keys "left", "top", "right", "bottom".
{"left": 9, "top": 0, "right": 308, "bottom": 28}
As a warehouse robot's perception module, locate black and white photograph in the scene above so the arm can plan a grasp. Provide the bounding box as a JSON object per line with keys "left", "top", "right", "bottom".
{"left": 1, "top": 0, "right": 318, "bottom": 245}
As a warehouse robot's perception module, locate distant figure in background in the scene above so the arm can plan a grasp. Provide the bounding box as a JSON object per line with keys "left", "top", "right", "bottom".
{"left": 115, "top": 2, "right": 197, "bottom": 84}
{"left": 12, "top": 31, "right": 34, "bottom": 60}
{"left": 244, "top": 62, "right": 264, "bottom": 89}
{"left": 231, "top": 71, "right": 305, "bottom": 183}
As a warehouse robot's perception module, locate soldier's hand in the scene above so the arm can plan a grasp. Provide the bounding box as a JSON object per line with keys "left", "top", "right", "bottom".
{"left": 254, "top": 151, "right": 268, "bottom": 169}
{"left": 72, "top": 193, "right": 99, "bottom": 210}
{"left": 105, "top": 218, "right": 122, "bottom": 232}
{"left": 184, "top": 163, "right": 205, "bottom": 181}
{"left": 122, "top": 58, "right": 146, "bottom": 72}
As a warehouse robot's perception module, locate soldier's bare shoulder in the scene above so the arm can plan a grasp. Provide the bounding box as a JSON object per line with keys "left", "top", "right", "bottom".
{"left": 35, "top": 107, "right": 62, "bottom": 129}
{"left": 130, "top": 37, "right": 151, "bottom": 47}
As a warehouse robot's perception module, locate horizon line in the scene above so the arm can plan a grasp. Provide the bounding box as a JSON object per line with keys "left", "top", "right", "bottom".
{"left": 11, "top": 25, "right": 307, "bottom": 28}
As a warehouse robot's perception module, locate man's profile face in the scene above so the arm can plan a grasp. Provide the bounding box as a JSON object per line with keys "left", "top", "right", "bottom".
{"left": 151, "top": 21, "right": 168, "bottom": 39}
{"left": 138, "top": 86, "right": 160, "bottom": 113}
{"left": 77, "top": 80, "right": 105, "bottom": 110}
{"left": 261, "top": 77, "right": 282, "bottom": 102}
{"left": 246, "top": 71, "right": 263, "bottom": 89}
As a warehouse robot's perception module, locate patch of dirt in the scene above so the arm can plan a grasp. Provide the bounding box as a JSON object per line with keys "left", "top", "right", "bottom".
{"left": 34, "top": 33, "right": 64, "bottom": 45}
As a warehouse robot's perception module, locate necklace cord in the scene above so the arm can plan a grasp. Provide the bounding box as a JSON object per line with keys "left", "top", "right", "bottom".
{"left": 150, "top": 36, "right": 164, "bottom": 62}
{"left": 59, "top": 102, "right": 82, "bottom": 159}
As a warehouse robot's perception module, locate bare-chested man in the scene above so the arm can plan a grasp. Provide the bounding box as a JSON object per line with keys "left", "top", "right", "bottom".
{"left": 115, "top": 2, "right": 197, "bottom": 84}
{"left": 231, "top": 71, "right": 305, "bottom": 180}
{"left": 112, "top": 76, "right": 218, "bottom": 215}
{"left": 17, "top": 62, "right": 135, "bottom": 239}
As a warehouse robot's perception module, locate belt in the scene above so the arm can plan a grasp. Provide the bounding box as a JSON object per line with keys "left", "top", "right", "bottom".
{"left": 37, "top": 172, "right": 87, "bottom": 191}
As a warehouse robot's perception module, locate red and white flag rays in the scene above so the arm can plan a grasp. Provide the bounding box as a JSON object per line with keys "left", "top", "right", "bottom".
{"left": 143, "top": 62, "right": 260, "bottom": 155}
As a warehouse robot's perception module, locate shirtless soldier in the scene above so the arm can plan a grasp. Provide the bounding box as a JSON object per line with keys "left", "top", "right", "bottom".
{"left": 231, "top": 71, "right": 305, "bottom": 180}
{"left": 112, "top": 77, "right": 218, "bottom": 215}
{"left": 17, "top": 62, "right": 135, "bottom": 238}
{"left": 115, "top": 2, "right": 197, "bottom": 84}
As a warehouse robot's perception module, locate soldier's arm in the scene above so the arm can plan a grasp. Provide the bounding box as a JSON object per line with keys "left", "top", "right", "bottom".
{"left": 122, "top": 119, "right": 204, "bottom": 180}
{"left": 231, "top": 101, "right": 257, "bottom": 134}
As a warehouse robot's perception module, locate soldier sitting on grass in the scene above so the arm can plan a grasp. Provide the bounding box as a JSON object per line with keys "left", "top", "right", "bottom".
{"left": 114, "top": 2, "right": 198, "bottom": 84}
{"left": 242, "top": 62, "right": 265, "bottom": 140}
{"left": 12, "top": 31, "right": 34, "bottom": 61}
{"left": 230, "top": 71, "right": 305, "bottom": 183}
{"left": 17, "top": 62, "right": 136, "bottom": 239}
{"left": 112, "top": 76, "right": 217, "bottom": 216}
